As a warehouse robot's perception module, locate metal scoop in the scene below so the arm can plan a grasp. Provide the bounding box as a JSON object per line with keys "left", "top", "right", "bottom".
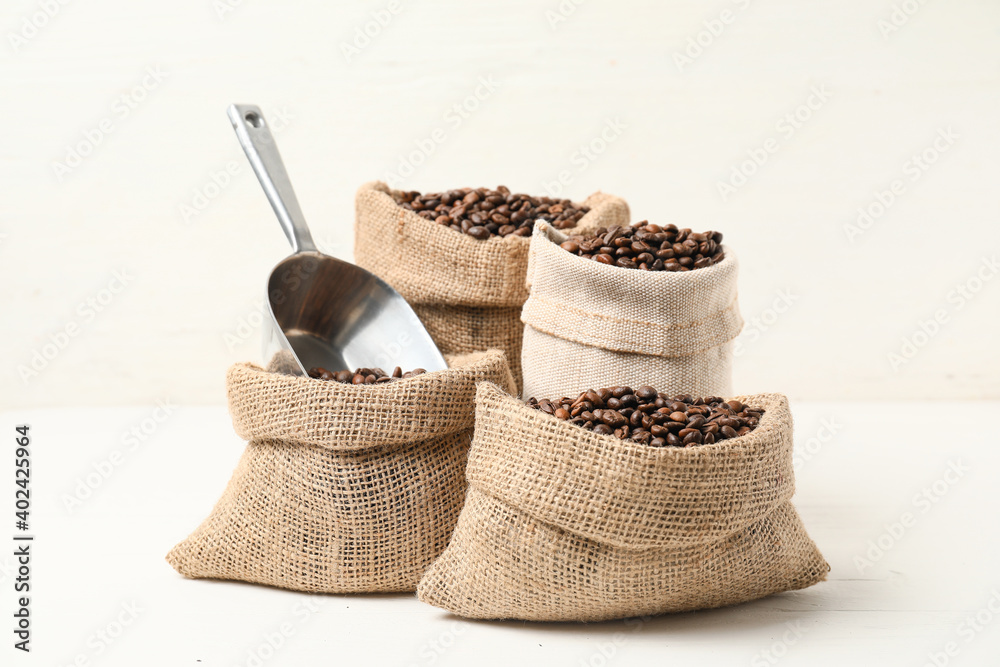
{"left": 227, "top": 104, "right": 447, "bottom": 376}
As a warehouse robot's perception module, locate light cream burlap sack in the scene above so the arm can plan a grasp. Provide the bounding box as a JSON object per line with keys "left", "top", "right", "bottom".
{"left": 354, "top": 182, "right": 630, "bottom": 391}
{"left": 520, "top": 221, "right": 744, "bottom": 402}
{"left": 166, "top": 350, "right": 515, "bottom": 594}
{"left": 417, "top": 383, "right": 829, "bottom": 622}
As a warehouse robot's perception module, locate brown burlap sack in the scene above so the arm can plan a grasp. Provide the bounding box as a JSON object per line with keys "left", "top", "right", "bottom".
{"left": 354, "top": 182, "right": 630, "bottom": 391}
{"left": 166, "top": 350, "right": 515, "bottom": 594}
{"left": 520, "top": 221, "right": 744, "bottom": 402}
{"left": 417, "top": 383, "right": 829, "bottom": 621}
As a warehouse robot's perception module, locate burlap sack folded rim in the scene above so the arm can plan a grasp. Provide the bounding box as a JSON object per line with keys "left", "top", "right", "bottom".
{"left": 416, "top": 489, "right": 829, "bottom": 622}
{"left": 227, "top": 349, "right": 514, "bottom": 452}
{"left": 522, "top": 221, "right": 744, "bottom": 357}
{"left": 355, "top": 181, "right": 630, "bottom": 307}
{"left": 467, "top": 382, "right": 794, "bottom": 550}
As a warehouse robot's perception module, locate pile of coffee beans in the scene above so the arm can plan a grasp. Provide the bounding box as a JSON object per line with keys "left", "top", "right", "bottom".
{"left": 559, "top": 222, "right": 725, "bottom": 271}
{"left": 307, "top": 366, "right": 427, "bottom": 384}
{"left": 526, "top": 386, "right": 763, "bottom": 447}
{"left": 393, "top": 186, "right": 590, "bottom": 240}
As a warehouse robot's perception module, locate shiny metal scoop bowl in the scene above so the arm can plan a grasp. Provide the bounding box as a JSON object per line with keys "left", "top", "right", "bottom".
{"left": 228, "top": 104, "right": 447, "bottom": 376}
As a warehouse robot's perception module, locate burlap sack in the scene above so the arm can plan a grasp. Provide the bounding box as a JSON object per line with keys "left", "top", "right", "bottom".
{"left": 520, "top": 221, "right": 744, "bottom": 401}
{"left": 354, "top": 182, "right": 630, "bottom": 391}
{"left": 417, "top": 383, "right": 829, "bottom": 621}
{"left": 166, "top": 350, "right": 515, "bottom": 594}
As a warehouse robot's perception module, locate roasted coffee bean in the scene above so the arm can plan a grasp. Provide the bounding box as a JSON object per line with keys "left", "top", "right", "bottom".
{"left": 635, "top": 385, "right": 657, "bottom": 401}
{"left": 308, "top": 366, "right": 427, "bottom": 384}
{"left": 649, "top": 424, "right": 669, "bottom": 438}
{"left": 466, "top": 225, "right": 490, "bottom": 240}
{"left": 558, "top": 221, "right": 725, "bottom": 272}
{"left": 683, "top": 431, "right": 703, "bottom": 446}
{"left": 603, "top": 411, "right": 627, "bottom": 427}
{"left": 393, "top": 186, "right": 591, "bottom": 240}
{"left": 687, "top": 415, "right": 706, "bottom": 429}
{"left": 526, "top": 386, "right": 764, "bottom": 447}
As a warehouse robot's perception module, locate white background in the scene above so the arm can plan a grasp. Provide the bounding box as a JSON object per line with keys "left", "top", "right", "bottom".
{"left": 2, "top": 2, "right": 1000, "bottom": 666}
{"left": 1, "top": 0, "right": 998, "bottom": 407}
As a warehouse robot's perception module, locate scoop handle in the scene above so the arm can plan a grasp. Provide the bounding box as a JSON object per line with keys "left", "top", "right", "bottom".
{"left": 227, "top": 104, "right": 317, "bottom": 254}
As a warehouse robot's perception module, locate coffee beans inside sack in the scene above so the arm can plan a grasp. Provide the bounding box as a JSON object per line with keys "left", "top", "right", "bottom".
{"left": 307, "top": 365, "right": 426, "bottom": 384}
{"left": 527, "top": 387, "right": 762, "bottom": 446}
{"left": 355, "top": 181, "right": 630, "bottom": 392}
{"left": 166, "top": 350, "right": 515, "bottom": 594}
{"left": 520, "top": 220, "right": 743, "bottom": 402}
{"left": 559, "top": 221, "right": 725, "bottom": 271}
{"left": 394, "top": 185, "right": 591, "bottom": 239}
{"left": 417, "top": 383, "right": 829, "bottom": 622}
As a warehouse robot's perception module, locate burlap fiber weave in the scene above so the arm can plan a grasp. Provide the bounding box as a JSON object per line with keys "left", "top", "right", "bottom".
{"left": 521, "top": 221, "right": 743, "bottom": 401}
{"left": 167, "top": 350, "right": 515, "bottom": 593}
{"left": 354, "top": 182, "right": 630, "bottom": 391}
{"left": 417, "top": 382, "right": 828, "bottom": 621}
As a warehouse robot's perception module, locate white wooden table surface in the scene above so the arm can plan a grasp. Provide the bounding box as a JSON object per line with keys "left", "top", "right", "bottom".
{"left": 3, "top": 401, "right": 998, "bottom": 666}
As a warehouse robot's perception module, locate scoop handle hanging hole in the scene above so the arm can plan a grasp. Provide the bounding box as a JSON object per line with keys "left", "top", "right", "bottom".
{"left": 244, "top": 111, "right": 263, "bottom": 128}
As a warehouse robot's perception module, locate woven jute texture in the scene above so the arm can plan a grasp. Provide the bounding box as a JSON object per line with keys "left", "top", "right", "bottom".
{"left": 411, "top": 303, "right": 524, "bottom": 395}
{"left": 417, "top": 383, "right": 829, "bottom": 621}
{"left": 354, "top": 182, "right": 630, "bottom": 391}
{"left": 520, "top": 221, "right": 744, "bottom": 401}
{"left": 166, "top": 350, "right": 515, "bottom": 594}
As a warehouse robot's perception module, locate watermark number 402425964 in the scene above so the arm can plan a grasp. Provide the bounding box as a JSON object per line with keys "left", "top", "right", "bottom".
{"left": 13, "top": 424, "right": 33, "bottom": 652}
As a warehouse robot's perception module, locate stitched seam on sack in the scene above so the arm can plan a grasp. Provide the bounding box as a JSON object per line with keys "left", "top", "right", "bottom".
{"left": 522, "top": 302, "right": 743, "bottom": 356}
{"left": 526, "top": 293, "right": 741, "bottom": 331}
{"left": 522, "top": 321, "right": 742, "bottom": 358}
